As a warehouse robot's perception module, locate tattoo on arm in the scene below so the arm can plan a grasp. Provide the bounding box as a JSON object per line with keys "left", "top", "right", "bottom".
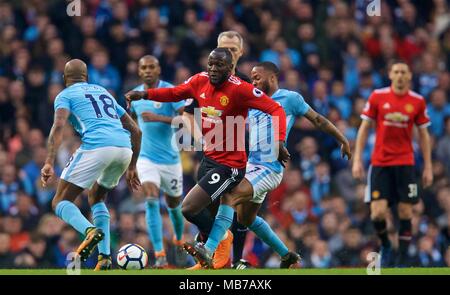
{"left": 305, "top": 109, "right": 347, "bottom": 144}
{"left": 45, "top": 109, "right": 69, "bottom": 165}
{"left": 121, "top": 113, "right": 142, "bottom": 168}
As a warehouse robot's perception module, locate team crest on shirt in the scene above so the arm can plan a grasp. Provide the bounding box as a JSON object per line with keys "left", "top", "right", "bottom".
{"left": 220, "top": 95, "right": 229, "bottom": 106}
{"left": 372, "top": 191, "right": 380, "bottom": 199}
{"left": 153, "top": 102, "right": 162, "bottom": 109}
{"left": 405, "top": 103, "right": 414, "bottom": 113}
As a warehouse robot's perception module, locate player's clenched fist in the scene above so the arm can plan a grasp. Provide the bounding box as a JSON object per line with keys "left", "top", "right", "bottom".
{"left": 351, "top": 160, "right": 365, "bottom": 180}
{"left": 125, "top": 90, "right": 147, "bottom": 108}
{"left": 126, "top": 167, "right": 141, "bottom": 192}
{"left": 40, "top": 163, "right": 54, "bottom": 187}
{"left": 340, "top": 140, "right": 352, "bottom": 161}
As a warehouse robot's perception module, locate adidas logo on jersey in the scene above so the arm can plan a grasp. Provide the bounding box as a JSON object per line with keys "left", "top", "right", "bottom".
{"left": 200, "top": 93, "right": 206, "bottom": 99}
{"left": 383, "top": 102, "right": 391, "bottom": 109}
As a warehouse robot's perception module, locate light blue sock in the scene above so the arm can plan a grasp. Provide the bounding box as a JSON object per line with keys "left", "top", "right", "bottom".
{"left": 55, "top": 200, "right": 94, "bottom": 235}
{"left": 205, "top": 205, "right": 234, "bottom": 252}
{"left": 167, "top": 204, "right": 184, "bottom": 241}
{"left": 91, "top": 202, "right": 110, "bottom": 256}
{"left": 146, "top": 198, "right": 164, "bottom": 252}
{"left": 249, "top": 216, "right": 289, "bottom": 257}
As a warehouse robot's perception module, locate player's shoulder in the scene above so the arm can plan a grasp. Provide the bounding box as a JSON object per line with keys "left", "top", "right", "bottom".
{"left": 132, "top": 84, "right": 145, "bottom": 91}
{"left": 197, "top": 72, "right": 209, "bottom": 80}
{"left": 227, "top": 74, "right": 245, "bottom": 86}
{"left": 369, "top": 87, "right": 391, "bottom": 102}
{"left": 158, "top": 80, "right": 174, "bottom": 88}
{"left": 277, "top": 88, "right": 303, "bottom": 99}
{"left": 372, "top": 87, "right": 391, "bottom": 95}
{"left": 407, "top": 90, "right": 425, "bottom": 101}
{"left": 185, "top": 72, "right": 208, "bottom": 85}
{"left": 55, "top": 86, "right": 70, "bottom": 100}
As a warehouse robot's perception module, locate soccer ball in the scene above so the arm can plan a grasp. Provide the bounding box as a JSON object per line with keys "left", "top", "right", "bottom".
{"left": 116, "top": 244, "right": 148, "bottom": 270}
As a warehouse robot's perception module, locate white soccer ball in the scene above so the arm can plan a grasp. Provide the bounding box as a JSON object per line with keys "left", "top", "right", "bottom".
{"left": 116, "top": 243, "right": 148, "bottom": 270}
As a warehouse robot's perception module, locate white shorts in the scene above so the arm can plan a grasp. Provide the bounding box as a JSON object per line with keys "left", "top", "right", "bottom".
{"left": 245, "top": 163, "right": 283, "bottom": 204}
{"left": 136, "top": 158, "right": 183, "bottom": 197}
{"left": 61, "top": 146, "right": 132, "bottom": 189}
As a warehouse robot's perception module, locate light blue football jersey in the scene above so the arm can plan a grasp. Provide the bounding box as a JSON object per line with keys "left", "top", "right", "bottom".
{"left": 54, "top": 82, "right": 131, "bottom": 150}
{"left": 248, "top": 88, "right": 310, "bottom": 173}
{"left": 130, "top": 81, "right": 185, "bottom": 165}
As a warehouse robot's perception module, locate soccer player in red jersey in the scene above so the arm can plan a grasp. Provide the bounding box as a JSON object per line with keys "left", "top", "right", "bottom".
{"left": 352, "top": 61, "right": 433, "bottom": 267}
{"left": 126, "top": 48, "right": 289, "bottom": 266}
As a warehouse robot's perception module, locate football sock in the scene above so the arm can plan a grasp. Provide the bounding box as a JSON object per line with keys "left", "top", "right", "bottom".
{"left": 183, "top": 208, "right": 214, "bottom": 239}
{"left": 231, "top": 213, "right": 248, "bottom": 263}
{"left": 398, "top": 219, "right": 412, "bottom": 261}
{"left": 91, "top": 202, "right": 110, "bottom": 255}
{"left": 249, "top": 216, "right": 289, "bottom": 257}
{"left": 205, "top": 205, "right": 234, "bottom": 252}
{"left": 146, "top": 198, "right": 164, "bottom": 252}
{"left": 167, "top": 204, "right": 184, "bottom": 241}
{"left": 373, "top": 219, "right": 391, "bottom": 248}
{"left": 55, "top": 200, "right": 94, "bottom": 235}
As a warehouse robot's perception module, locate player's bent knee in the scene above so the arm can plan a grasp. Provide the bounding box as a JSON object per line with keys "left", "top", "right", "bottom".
{"left": 221, "top": 193, "right": 234, "bottom": 206}
{"left": 398, "top": 203, "right": 413, "bottom": 219}
{"left": 181, "top": 203, "right": 195, "bottom": 220}
{"left": 51, "top": 197, "right": 60, "bottom": 212}
{"left": 165, "top": 195, "right": 182, "bottom": 208}
{"left": 370, "top": 209, "right": 387, "bottom": 221}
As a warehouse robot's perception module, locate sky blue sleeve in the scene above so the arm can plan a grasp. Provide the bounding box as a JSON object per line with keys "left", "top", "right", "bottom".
{"left": 172, "top": 101, "right": 185, "bottom": 113}
{"left": 116, "top": 103, "right": 127, "bottom": 118}
{"left": 54, "top": 94, "right": 71, "bottom": 111}
{"left": 293, "top": 92, "right": 310, "bottom": 116}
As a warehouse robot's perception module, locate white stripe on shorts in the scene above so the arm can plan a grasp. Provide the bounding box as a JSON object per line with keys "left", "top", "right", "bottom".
{"left": 210, "top": 168, "right": 238, "bottom": 201}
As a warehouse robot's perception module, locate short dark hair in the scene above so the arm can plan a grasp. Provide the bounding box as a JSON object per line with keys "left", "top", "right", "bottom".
{"left": 255, "top": 61, "right": 280, "bottom": 77}
{"left": 388, "top": 59, "right": 409, "bottom": 70}
{"left": 211, "top": 47, "right": 233, "bottom": 64}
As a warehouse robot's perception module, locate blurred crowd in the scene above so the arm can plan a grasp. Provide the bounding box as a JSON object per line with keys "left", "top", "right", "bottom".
{"left": 1, "top": 0, "right": 450, "bottom": 269}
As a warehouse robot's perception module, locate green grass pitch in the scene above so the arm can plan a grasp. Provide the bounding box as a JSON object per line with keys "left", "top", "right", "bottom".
{"left": 0, "top": 268, "right": 449, "bottom": 275}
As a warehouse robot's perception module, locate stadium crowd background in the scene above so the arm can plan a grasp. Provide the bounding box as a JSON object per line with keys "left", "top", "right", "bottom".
{"left": 0, "top": 0, "right": 450, "bottom": 269}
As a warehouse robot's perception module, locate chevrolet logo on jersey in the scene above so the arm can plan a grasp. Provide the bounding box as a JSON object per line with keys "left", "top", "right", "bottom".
{"left": 384, "top": 112, "right": 409, "bottom": 122}
{"left": 201, "top": 106, "right": 223, "bottom": 118}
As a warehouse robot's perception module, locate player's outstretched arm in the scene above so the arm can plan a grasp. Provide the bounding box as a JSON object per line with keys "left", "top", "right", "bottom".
{"left": 304, "top": 108, "right": 352, "bottom": 160}
{"left": 121, "top": 112, "right": 142, "bottom": 191}
{"left": 141, "top": 107, "right": 185, "bottom": 124}
{"left": 125, "top": 80, "right": 195, "bottom": 108}
{"left": 418, "top": 126, "right": 433, "bottom": 188}
{"left": 41, "top": 108, "right": 70, "bottom": 187}
{"left": 352, "top": 119, "right": 371, "bottom": 180}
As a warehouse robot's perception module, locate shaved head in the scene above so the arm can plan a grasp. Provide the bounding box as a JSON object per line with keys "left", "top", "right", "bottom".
{"left": 207, "top": 48, "right": 233, "bottom": 85}
{"left": 138, "top": 55, "right": 159, "bottom": 66}
{"left": 63, "top": 59, "right": 87, "bottom": 86}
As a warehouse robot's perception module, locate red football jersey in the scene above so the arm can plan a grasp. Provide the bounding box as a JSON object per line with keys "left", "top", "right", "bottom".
{"left": 361, "top": 87, "right": 430, "bottom": 166}
{"left": 146, "top": 72, "right": 287, "bottom": 168}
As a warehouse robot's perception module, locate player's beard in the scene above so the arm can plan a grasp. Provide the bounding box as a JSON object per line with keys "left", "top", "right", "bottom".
{"left": 260, "top": 80, "right": 271, "bottom": 94}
